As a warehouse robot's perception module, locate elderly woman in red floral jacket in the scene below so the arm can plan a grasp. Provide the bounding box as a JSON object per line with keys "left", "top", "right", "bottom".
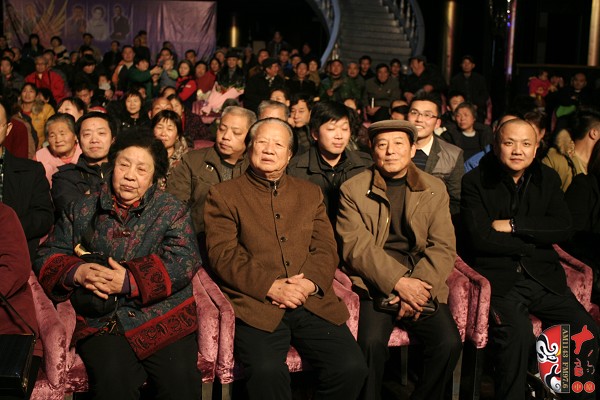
{"left": 34, "top": 132, "right": 202, "bottom": 400}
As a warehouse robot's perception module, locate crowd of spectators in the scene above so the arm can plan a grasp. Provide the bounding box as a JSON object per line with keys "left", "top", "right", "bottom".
{"left": 2, "top": 27, "right": 600, "bottom": 400}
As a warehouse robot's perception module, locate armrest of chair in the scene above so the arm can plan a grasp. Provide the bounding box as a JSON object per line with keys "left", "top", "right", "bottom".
{"left": 197, "top": 267, "right": 236, "bottom": 385}
{"left": 28, "top": 272, "right": 67, "bottom": 389}
{"left": 332, "top": 273, "right": 360, "bottom": 339}
{"left": 553, "top": 244, "right": 593, "bottom": 311}
{"left": 192, "top": 270, "right": 219, "bottom": 383}
{"left": 446, "top": 266, "right": 468, "bottom": 343}
{"left": 454, "top": 257, "right": 491, "bottom": 349}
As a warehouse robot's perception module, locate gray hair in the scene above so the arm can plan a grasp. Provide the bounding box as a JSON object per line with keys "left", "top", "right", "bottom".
{"left": 247, "top": 118, "right": 294, "bottom": 152}
{"left": 221, "top": 106, "right": 257, "bottom": 131}
{"left": 257, "top": 100, "right": 290, "bottom": 120}
{"left": 45, "top": 113, "right": 77, "bottom": 139}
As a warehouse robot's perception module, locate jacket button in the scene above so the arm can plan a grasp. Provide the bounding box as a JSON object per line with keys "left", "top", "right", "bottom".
{"left": 122, "top": 229, "right": 131, "bottom": 237}
{"left": 275, "top": 213, "right": 281, "bottom": 219}
{"left": 280, "top": 236, "right": 287, "bottom": 242}
{"left": 516, "top": 265, "right": 522, "bottom": 273}
{"left": 284, "top": 261, "right": 290, "bottom": 267}
{"left": 128, "top": 311, "right": 136, "bottom": 317}
{"left": 273, "top": 191, "right": 278, "bottom": 197}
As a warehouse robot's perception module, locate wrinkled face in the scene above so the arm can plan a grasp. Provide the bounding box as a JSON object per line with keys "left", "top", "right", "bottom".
{"left": 76, "top": 89, "right": 93, "bottom": 105}
{"left": 122, "top": 47, "right": 134, "bottom": 62}
{"left": 20, "top": 85, "right": 37, "bottom": 103}
{"left": 455, "top": 107, "right": 476, "bottom": 131}
{"left": 461, "top": 59, "right": 475, "bottom": 73}
{"left": 216, "top": 113, "right": 249, "bottom": 161}
{"left": 125, "top": 95, "right": 142, "bottom": 115}
{"left": 47, "top": 121, "right": 77, "bottom": 157}
{"left": 112, "top": 146, "right": 155, "bottom": 205}
{"left": 371, "top": 131, "right": 416, "bottom": 179}
{"left": 291, "top": 100, "right": 310, "bottom": 128}
{"left": 407, "top": 100, "right": 440, "bottom": 142}
{"left": 58, "top": 101, "right": 84, "bottom": 121}
{"left": 0, "top": 59, "right": 12, "bottom": 75}
{"left": 154, "top": 118, "right": 179, "bottom": 151}
{"left": 35, "top": 57, "right": 47, "bottom": 73}
{"left": 249, "top": 122, "right": 292, "bottom": 180}
{"left": 178, "top": 62, "right": 191, "bottom": 77}
{"left": 312, "top": 117, "right": 351, "bottom": 159}
{"left": 270, "top": 90, "right": 288, "bottom": 105}
{"left": 79, "top": 117, "right": 113, "bottom": 162}
{"left": 347, "top": 62, "right": 359, "bottom": 78}
{"left": 195, "top": 63, "right": 207, "bottom": 78}
{"left": 494, "top": 120, "right": 538, "bottom": 180}
{"left": 376, "top": 67, "right": 390, "bottom": 83}
{"left": 360, "top": 58, "right": 371, "bottom": 73}
{"left": 150, "top": 98, "right": 172, "bottom": 117}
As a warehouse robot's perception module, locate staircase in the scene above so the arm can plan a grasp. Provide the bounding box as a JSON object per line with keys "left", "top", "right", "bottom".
{"left": 337, "top": 0, "right": 414, "bottom": 67}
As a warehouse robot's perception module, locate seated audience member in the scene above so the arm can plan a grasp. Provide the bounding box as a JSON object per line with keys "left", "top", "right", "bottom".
{"left": 25, "top": 55, "right": 67, "bottom": 103}
{"left": 288, "top": 101, "right": 372, "bottom": 222}
{"left": 442, "top": 102, "right": 493, "bottom": 161}
{"left": 564, "top": 140, "right": 600, "bottom": 299}
{"left": 543, "top": 107, "right": 600, "bottom": 191}
{"left": 204, "top": 118, "right": 368, "bottom": 400}
{"left": 286, "top": 61, "right": 317, "bottom": 98}
{"left": 363, "top": 64, "right": 402, "bottom": 122}
{"left": 440, "top": 91, "right": 466, "bottom": 127}
{"left": 57, "top": 96, "right": 87, "bottom": 122}
{"left": 152, "top": 109, "right": 188, "bottom": 188}
{"left": 20, "top": 82, "right": 55, "bottom": 149}
{"left": 461, "top": 118, "right": 599, "bottom": 400}
{"left": 167, "top": 94, "right": 205, "bottom": 145}
{"left": 0, "top": 203, "right": 43, "bottom": 400}
{"left": 1, "top": 56, "right": 25, "bottom": 92}
{"left": 194, "top": 60, "right": 215, "bottom": 93}
{"left": 257, "top": 100, "right": 289, "bottom": 121}
{"left": 244, "top": 57, "right": 285, "bottom": 113}
{"left": 127, "top": 56, "right": 161, "bottom": 100}
{"left": 116, "top": 90, "right": 151, "bottom": 136}
{"left": 176, "top": 59, "right": 197, "bottom": 109}
{"left": 307, "top": 58, "right": 321, "bottom": 88}
{"left": 358, "top": 55, "right": 375, "bottom": 82}
{"left": 35, "top": 113, "right": 82, "bottom": 186}
{"left": 0, "top": 102, "right": 53, "bottom": 260}
{"left": 337, "top": 119, "right": 461, "bottom": 400}
{"left": 319, "top": 59, "right": 361, "bottom": 103}
{"left": 269, "top": 87, "right": 291, "bottom": 108}
{"left": 2, "top": 96, "right": 35, "bottom": 159}
{"left": 407, "top": 92, "right": 464, "bottom": 215}
{"left": 216, "top": 51, "right": 245, "bottom": 90}
{"left": 344, "top": 98, "right": 370, "bottom": 152}
{"left": 167, "top": 106, "right": 256, "bottom": 249}
{"left": 52, "top": 112, "right": 114, "bottom": 218}
{"left": 404, "top": 55, "right": 447, "bottom": 103}
{"left": 289, "top": 93, "right": 313, "bottom": 156}
{"left": 449, "top": 56, "right": 489, "bottom": 123}
{"left": 35, "top": 132, "right": 202, "bottom": 400}
{"left": 390, "top": 105, "right": 409, "bottom": 120}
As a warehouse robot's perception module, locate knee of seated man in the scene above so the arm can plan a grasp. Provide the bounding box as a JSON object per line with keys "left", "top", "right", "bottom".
{"left": 245, "top": 357, "right": 289, "bottom": 379}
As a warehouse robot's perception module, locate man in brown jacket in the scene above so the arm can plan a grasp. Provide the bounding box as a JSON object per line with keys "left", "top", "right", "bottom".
{"left": 337, "top": 120, "right": 461, "bottom": 400}
{"left": 204, "top": 118, "right": 367, "bottom": 400}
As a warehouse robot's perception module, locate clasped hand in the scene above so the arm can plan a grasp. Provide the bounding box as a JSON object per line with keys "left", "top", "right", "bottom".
{"left": 74, "top": 257, "right": 127, "bottom": 300}
{"left": 267, "top": 273, "right": 316, "bottom": 309}
{"left": 388, "top": 277, "right": 432, "bottom": 320}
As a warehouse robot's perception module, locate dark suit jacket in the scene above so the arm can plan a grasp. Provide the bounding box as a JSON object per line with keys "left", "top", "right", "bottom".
{"left": 3, "top": 150, "right": 53, "bottom": 260}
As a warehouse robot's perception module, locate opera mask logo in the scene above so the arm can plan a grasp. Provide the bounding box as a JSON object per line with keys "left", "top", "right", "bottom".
{"left": 537, "top": 324, "right": 596, "bottom": 394}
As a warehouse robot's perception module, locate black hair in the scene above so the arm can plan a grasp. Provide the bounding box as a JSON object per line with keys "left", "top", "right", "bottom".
{"left": 411, "top": 92, "right": 443, "bottom": 116}
{"left": 76, "top": 111, "right": 116, "bottom": 139}
{"left": 569, "top": 106, "right": 600, "bottom": 142}
{"left": 309, "top": 101, "right": 351, "bottom": 134}
{"left": 290, "top": 93, "right": 313, "bottom": 110}
{"left": 58, "top": 96, "right": 87, "bottom": 114}
{"left": 109, "top": 131, "right": 169, "bottom": 183}
{"left": 151, "top": 110, "right": 183, "bottom": 139}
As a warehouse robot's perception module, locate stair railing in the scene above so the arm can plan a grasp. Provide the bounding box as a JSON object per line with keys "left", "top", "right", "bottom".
{"left": 305, "top": 0, "right": 341, "bottom": 67}
{"left": 384, "top": 0, "right": 425, "bottom": 56}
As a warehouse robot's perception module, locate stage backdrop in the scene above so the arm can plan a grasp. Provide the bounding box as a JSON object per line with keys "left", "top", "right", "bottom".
{"left": 4, "top": 0, "right": 217, "bottom": 61}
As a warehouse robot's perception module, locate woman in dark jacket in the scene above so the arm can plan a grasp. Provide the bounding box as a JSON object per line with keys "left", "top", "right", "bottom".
{"left": 116, "top": 90, "right": 151, "bottom": 136}
{"left": 35, "top": 132, "right": 202, "bottom": 400}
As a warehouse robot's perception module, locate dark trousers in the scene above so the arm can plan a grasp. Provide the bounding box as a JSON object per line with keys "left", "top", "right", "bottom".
{"left": 77, "top": 333, "right": 201, "bottom": 400}
{"left": 357, "top": 300, "right": 462, "bottom": 400}
{"left": 489, "top": 276, "right": 599, "bottom": 400}
{"left": 234, "top": 307, "right": 368, "bottom": 400}
{"left": 358, "top": 300, "right": 462, "bottom": 400}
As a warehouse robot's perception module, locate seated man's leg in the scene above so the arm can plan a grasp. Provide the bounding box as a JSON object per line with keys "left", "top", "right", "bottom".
{"left": 141, "top": 333, "right": 202, "bottom": 400}
{"left": 77, "top": 334, "right": 147, "bottom": 400}
{"left": 489, "top": 279, "right": 539, "bottom": 400}
{"left": 235, "top": 318, "right": 293, "bottom": 400}
{"left": 356, "top": 299, "right": 397, "bottom": 400}
{"left": 288, "top": 307, "right": 368, "bottom": 400}
{"left": 402, "top": 303, "right": 462, "bottom": 400}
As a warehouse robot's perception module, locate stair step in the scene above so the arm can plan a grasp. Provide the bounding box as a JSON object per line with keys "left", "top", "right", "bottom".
{"left": 342, "top": 46, "right": 412, "bottom": 57}
{"left": 342, "top": 36, "right": 410, "bottom": 48}
{"left": 341, "top": 23, "right": 402, "bottom": 34}
{"left": 342, "top": 9, "right": 394, "bottom": 18}
{"left": 341, "top": 26, "right": 405, "bottom": 37}
{"left": 344, "top": 15, "right": 398, "bottom": 25}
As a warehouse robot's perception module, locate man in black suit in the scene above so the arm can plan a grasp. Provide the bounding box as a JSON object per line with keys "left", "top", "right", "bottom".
{"left": 0, "top": 102, "right": 53, "bottom": 260}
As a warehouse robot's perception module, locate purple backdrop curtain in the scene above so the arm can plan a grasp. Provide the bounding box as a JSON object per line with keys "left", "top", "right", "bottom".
{"left": 4, "top": 0, "right": 216, "bottom": 61}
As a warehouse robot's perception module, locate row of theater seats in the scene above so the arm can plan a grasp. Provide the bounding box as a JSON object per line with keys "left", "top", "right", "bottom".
{"left": 27, "top": 246, "right": 598, "bottom": 400}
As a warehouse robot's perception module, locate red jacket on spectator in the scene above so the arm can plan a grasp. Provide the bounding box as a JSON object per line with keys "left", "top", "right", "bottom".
{"left": 25, "top": 70, "right": 67, "bottom": 103}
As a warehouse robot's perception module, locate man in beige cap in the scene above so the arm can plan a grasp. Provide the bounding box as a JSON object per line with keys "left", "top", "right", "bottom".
{"left": 336, "top": 119, "right": 461, "bottom": 400}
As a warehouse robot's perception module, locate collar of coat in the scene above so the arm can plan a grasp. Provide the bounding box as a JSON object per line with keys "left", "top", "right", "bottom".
{"left": 369, "top": 162, "right": 428, "bottom": 197}
{"left": 98, "top": 177, "right": 159, "bottom": 214}
{"left": 245, "top": 169, "right": 287, "bottom": 192}
{"left": 479, "top": 151, "right": 543, "bottom": 189}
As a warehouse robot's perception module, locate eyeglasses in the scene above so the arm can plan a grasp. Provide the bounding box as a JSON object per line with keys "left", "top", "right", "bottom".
{"left": 408, "top": 109, "right": 439, "bottom": 120}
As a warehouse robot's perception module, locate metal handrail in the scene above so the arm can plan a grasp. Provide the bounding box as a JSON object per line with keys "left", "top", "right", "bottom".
{"left": 384, "top": 0, "right": 425, "bottom": 57}
{"left": 305, "top": 0, "right": 341, "bottom": 66}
